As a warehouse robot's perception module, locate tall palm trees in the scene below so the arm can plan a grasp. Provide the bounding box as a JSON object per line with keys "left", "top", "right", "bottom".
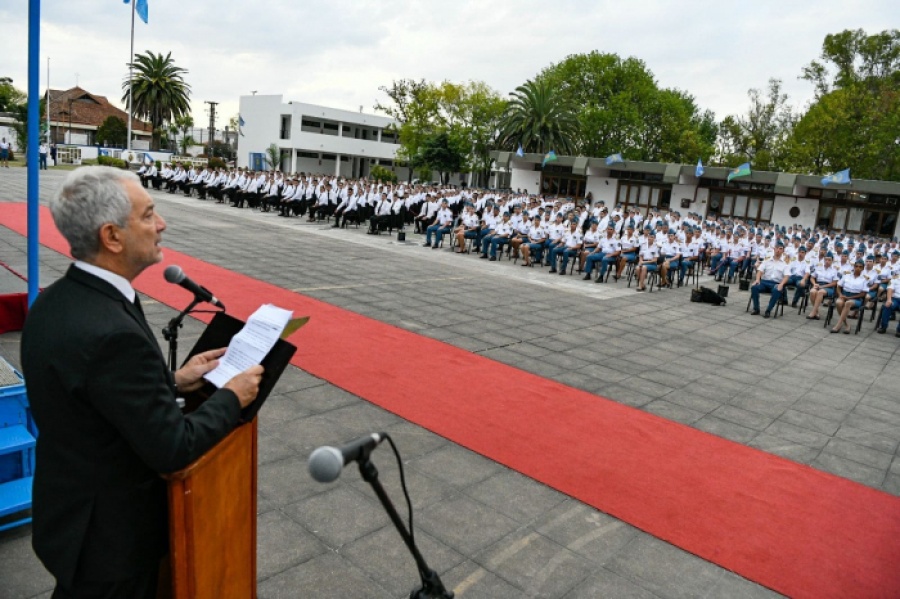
{"left": 122, "top": 51, "right": 191, "bottom": 150}
{"left": 499, "top": 79, "right": 578, "bottom": 155}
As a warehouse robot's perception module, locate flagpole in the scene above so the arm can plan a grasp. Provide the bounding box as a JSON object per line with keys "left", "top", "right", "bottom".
{"left": 27, "top": 0, "right": 41, "bottom": 306}
{"left": 126, "top": 0, "right": 136, "bottom": 151}
{"left": 46, "top": 57, "right": 50, "bottom": 144}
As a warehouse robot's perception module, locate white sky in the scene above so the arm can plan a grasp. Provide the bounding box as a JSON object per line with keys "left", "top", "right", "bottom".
{"left": 1, "top": 0, "right": 897, "bottom": 131}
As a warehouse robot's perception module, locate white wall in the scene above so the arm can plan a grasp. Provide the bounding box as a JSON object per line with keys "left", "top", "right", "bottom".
{"left": 771, "top": 196, "right": 818, "bottom": 229}
{"left": 0, "top": 125, "right": 19, "bottom": 151}
{"left": 691, "top": 187, "right": 710, "bottom": 219}
{"left": 671, "top": 184, "right": 696, "bottom": 213}
{"left": 509, "top": 164, "right": 540, "bottom": 194}
{"left": 585, "top": 176, "right": 617, "bottom": 206}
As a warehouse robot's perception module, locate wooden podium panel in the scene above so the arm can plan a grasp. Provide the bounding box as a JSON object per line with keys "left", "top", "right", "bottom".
{"left": 164, "top": 419, "right": 258, "bottom": 599}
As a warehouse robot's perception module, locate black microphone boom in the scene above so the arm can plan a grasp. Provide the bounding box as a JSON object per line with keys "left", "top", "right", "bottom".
{"left": 163, "top": 265, "right": 225, "bottom": 309}
{"left": 308, "top": 432, "right": 386, "bottom": 483}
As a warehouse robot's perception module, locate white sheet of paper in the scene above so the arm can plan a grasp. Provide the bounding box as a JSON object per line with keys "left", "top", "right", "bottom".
{"left": 203, "top": 304, "right": 293, "bottom": 388}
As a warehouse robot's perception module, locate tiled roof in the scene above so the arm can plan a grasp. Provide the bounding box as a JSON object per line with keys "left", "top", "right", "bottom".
{"left": 47, "top": 87, "right": 152, "bottom": 132}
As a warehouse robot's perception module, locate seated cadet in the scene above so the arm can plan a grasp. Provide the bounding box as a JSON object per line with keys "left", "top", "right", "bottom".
{"left": 806, "top": 252, "right": 839, "bottom": 320}
{"left": 520, "top": 215, "right": 548, "bottom": 267}
{"left": 553, "top": 221, "right": 584, "bottom": 275}
{"left": 617, "top": 222, "right": 639, "bottom": 279}
{"left": 786, "top": 246, "right": 812, "bottom": 307}
{"left": 543, "top": 213, "right": 567, "bottom": 267}
{"left": 678, "top": 228, "right": 701, "bottom": 286}
{"left": 481, "top": 211, "right": 513, "bottom": 261}
{"left": 453, "top": 204, "right": 480, "bottom": 253}
{"left": 749, "top": 240, "right": 789, "bottom": 317}
{"left": 509, "top": 209, "right": 533, "bottom": 260}
{"left": 831, "top": 259, "right": 870, "bottom": 333}
{"left": 634, "top": 230, "right": 660, "bottom": 292}
{"left": 424, "top": 199, "right": 454, "bottom": 248}
{"left": 876, "top": 267, "right": 900, "bottom": 336}
{"left": 476, "top": 205, "right": 500, "bottom": 250}
{"left": 367, "top": 192, "right": 393, "bottom": 234}
{"left": 583, "top": 222, "right": 620, "bottom": 281}
{"left": 861, "top": 255, "right": 880, "bottom": 308}
{"left": 659, "top": 230, "right": 682, "bottom": 288}
{"left": 579, "top": 220, "right": 601, "bottom": 273}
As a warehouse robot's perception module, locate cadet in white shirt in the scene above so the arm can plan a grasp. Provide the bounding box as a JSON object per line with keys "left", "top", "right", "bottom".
{"left": 831, "top": 259, "right": 870, "bottom": 333}
{"left": 635, "top": 231, "right": 660, "bottom": 291}
{"left": 453, "top": 205, "right": 481, "bottom": 254}
{"left": 424, "top": 199, "right": 454, "bottom": 248}
{"left": 552, "top": 221, "right": 584, "bottom": 275}
{"left": 876, "top": 266, "right": 900, "bottom": 336}
{"left": 750, "top": 240, "right": 789, "bottom": 317}
{"left": 481, "top": 212, "right": 514, "bottom": 261}
{"left": 520, "top": 216, "right": 548, "bottom": 267}
{"left": 785, "top": 246, "right": 812, "bottom": 307}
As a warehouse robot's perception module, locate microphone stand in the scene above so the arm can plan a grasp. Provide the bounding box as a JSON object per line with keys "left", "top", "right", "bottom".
{"left": 162, "top": 297, "right": 201, "bottom": 371}
{"left": 357, "top": 454, "right": 454, "bottom": 599}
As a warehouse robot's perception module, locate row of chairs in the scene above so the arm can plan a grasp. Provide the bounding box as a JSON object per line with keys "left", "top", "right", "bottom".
{"left": 744, "top": 281, "right": 885, "bottom": 333}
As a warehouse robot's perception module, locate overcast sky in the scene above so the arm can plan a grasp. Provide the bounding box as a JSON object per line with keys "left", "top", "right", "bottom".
{"left": 2, "top": 0, "right": 897, "bottom": 131}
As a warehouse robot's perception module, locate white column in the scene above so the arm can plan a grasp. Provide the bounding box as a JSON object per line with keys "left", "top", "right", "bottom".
{"left": 335, "top": 153, "right": 341, "bottom": 176}
{"left": 377, "top": 129, "right": 382, "bottom": 143}
{"left": 337, "top": 123, "right": 343, "bottom": 138}
{"left": 289, "top": 149, "right": 296, "bottom": 174}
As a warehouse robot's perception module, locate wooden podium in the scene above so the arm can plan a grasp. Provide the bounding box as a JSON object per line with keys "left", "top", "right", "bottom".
{"left": 163, "top": 419, "right": 258, "bottom": 599}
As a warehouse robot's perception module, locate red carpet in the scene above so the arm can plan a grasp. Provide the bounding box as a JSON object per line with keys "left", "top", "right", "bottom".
{"left": 3, "top": 203, "right": 900, "bottom": 599}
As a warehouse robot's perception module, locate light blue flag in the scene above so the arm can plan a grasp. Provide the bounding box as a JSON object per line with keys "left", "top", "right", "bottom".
{"left": 516, "top": 144, "right": 524, "bottom": 158}
{"left": 605, "top": 153, "right": 624, "bottom": 166}
{"left": 696, "top": 159, "right": 704, "bottom": 178}
{"left": 123, "top": 0, "right": 149, "bottom": 24}
{"left": 238, "top": 114, "right": 246, "bottom": 137}
{"left": 821, "top": 168, "right": 851, "bottom": 186}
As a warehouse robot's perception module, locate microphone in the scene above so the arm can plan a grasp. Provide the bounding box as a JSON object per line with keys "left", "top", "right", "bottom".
{"left": 308, "top": 432, "right": 386, "bottom": 483}
{"left": 163, "top": 265, "right": 225, "bottom": 309}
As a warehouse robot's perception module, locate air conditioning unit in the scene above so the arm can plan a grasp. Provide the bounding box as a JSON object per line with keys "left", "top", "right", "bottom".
{"left": 887, "top": 198, "right": 898, "bottom": 206}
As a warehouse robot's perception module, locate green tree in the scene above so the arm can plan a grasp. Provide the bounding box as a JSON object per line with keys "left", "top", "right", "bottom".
{"left": 122, "top": 51, "right": 192, "bottom": 150}
{"left": 369, "top": 164, "right": 398, "bottom": 184}
{"left": 716, "top": 78, "right": 795, "bottom": 169}
{"left": 0, "top": 78, "right": 25, "bottom": 113}
{"left": 264, "top": 143, "right": 281, "bottom": 171}
{"left": 180, "top": 135, "right": 196, "bottom": 155}
{"left": 419, "top": 131, "right": 467, "bottom": 184}
{"left": 498, "top": 79, "right": 577, "bottom": 155}
{"left": 535, "top": 51, "right": 716, "bottom": 162}
{"left": 95, "top": 116, "right": 128, "bottom": 147}
{"left": 9, "top": 95, "right": 46, "bottom": 160}
{"left": 788, "top": 29, "right": 900, "bottom": 180}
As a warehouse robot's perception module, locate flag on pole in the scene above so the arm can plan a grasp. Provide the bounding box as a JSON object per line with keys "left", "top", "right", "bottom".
{"left": 695, "top": 158, "right": 705, "bottom": 178}
{"left": 238, "top": 114, "right": 246, "bottom": 137}
{"left": 727, "top": 162, "right": 751, "bottom": 182}
{"left": 124, "top": 0, "right": 149, "bottom": 24}
{"left": 515, "top": 144, "right": 524, "bottom": 158}
{"left": 605, "top": 153, "right": 624, "bottom": 166}
{"left": 542, "top": 150, "right": 557, "bottom": 167}
{"left": 821, "top": 168, "right": 851, "bottom": 186}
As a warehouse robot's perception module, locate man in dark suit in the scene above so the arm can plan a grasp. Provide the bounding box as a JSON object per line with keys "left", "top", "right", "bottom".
{"left": 21, "top": 166, "right": 264, "bottom": 599}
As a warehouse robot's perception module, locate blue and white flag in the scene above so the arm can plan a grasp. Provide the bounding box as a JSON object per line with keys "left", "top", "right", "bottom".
{"left": 821, "top": 168, "right": 851, "bottom": 186}
{"left": 695, "top": 158, "right": 704, "bottom": 178}
{"left": 516, "top": 144, "right": 524, "bottom": 158}
{"left": 123, "top": 0, "right": 149, "bottom": 24}
{"left": 605, "top": 153, "right": 624, "bottom": 166}
{"left": 238, "top": 114, "right": 246, "bottom": 137}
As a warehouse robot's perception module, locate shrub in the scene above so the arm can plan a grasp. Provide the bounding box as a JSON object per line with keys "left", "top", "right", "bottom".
{"left": 208, "top": 157, "right": 226, "bottom": 169}
{"left": 97, "top": 155, "right": 129, "bottom": 169}
{"left": 369, "top": 164, "right": 398, "bottom": 184}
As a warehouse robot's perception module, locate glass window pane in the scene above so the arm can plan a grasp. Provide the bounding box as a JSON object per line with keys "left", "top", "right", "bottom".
{"left": 817, "top": 204, "right": 833, "bottom": 229}
{"left": 833, "top": 207, "right": 848, "bottom": 230}
{"left": 734, "top": 195, "right": 748, "bottom": 218}
{"left": 847, "top": 207, "right": 864, "bottom": 232}
{"left": 747, "top": 197, "right": 760, "bottom": 220}
{"left": 617, "top": 184, "right": 629, "bottom": 204}
{"left": 649, "top": 187, "right": 660, "bottom": 208}
{"left": 722, "top": 195, "right": 734, "bottom": 216}
{"left": 637, "top": 185, "right": 648, "bottom": 205}
{"left": 880, "top": 212, "right": 896, "bottom": 237}
{"left": 760, "top": 199, "right": 773, "bottom": 222}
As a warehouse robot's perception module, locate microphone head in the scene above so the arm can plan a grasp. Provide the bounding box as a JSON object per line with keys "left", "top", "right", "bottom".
{"left": 164, "top": 264, "right": 185, "bottom": 284}
{"left": 308, "top": 446, "right": 344, "bottom": 483}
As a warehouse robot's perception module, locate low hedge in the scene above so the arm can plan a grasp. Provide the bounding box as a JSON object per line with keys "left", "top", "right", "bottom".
{"left": 97, "top": 155, "right": 129, "bottom": 169}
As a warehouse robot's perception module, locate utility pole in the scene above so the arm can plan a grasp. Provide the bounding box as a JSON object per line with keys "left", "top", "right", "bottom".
{"left": 204, "top": 100, "right": 217, "bottom": 155}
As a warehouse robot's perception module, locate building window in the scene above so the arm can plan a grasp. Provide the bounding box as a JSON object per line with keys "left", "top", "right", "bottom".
{"left": 818, "top": 202, "right": 897, "bottom": 236}
{"left": 296, "top": 151, "right": 318, "bottom": 159}
{"left": 301, "top": 119, "right": 320, "bottom": 130}
{"left": 615, "top": 182, "right": 671, "bottom": 217}
{"left": 541, "top": 175, "right": 585, "bottom": 198}
{"left": 280, "top": 115, "right": 291, "bottom": 140}
{"left": 708, "top": 191, "right": 773, "bottom": 223}
{"left": 321, "top": 153, "right": 337, "bottom": 161}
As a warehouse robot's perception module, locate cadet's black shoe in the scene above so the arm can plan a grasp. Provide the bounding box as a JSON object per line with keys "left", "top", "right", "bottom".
{"left": 559, "top": 271, "right": 566, "bottom": 275}
{"left": 763, "top": 311, "right": 771, "bottom": 318}
{"left": 791, "top": 301, "right": 798, "bottom": 307}
{"left": 423, "top": 242, "right": 431, "bottom": 247}
{"left": 582, "top": 274, "right": 591, "bottom": 280}
{"left": 489, "top": 256, "right": 496, "bottom": 261}
{"left": 480, "top": 254, "right": 488, "bottom": 259}
{"left": 750, "top": 310, "right": 760, "bottom": 316}
{"left": 876, "top": 327, "right": 886, "bottom": 334}
{"left": 548, "top": 268, "right": 557, "bottom": 273}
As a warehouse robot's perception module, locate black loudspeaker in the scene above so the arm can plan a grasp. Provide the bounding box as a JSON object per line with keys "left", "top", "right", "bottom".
{"left": 397, "top": 231, "right": 406, "bottom": 242}
{"left": 718, "top": 285, "right": 730, "bottom": 297}
{"left": 739, "top": 280, "right": 750, "bottom": 291}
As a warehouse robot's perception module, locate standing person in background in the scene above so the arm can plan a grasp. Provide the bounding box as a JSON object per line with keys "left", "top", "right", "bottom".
{"left": 0, "top": 137, "right": 11, "bottom": 167}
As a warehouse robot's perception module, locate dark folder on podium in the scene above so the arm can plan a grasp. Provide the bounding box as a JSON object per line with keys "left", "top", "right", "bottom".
{"left": 183, "top": 311, "right": 297, "bottom": 421}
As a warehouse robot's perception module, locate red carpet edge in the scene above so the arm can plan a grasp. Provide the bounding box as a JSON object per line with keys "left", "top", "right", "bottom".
{"left": 3, "top": 203, "right": 899, "bottom": 599}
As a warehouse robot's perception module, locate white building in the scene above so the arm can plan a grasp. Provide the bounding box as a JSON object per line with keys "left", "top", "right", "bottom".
{"left": 237, "top": 95, "right": 405, "bottom": 179}
{"left": 492, "top": 152, "right": 900, "bottom": 239}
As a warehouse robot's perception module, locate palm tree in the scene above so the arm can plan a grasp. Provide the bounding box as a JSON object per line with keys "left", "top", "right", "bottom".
{"left": 498, "top": 79, "right": 578, "bottom": 155}
{"left": 122, "top": 51, "right": 192, "bottom": 150}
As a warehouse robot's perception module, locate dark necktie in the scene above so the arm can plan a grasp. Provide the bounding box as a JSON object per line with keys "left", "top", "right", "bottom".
{"left": 133, "top": 294, "right": 145, "bottom": 319}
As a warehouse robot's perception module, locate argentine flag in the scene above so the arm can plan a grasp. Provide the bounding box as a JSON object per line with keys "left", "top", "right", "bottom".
{"left": 696, "top": 159, "right": 704, "bottom": 178}
{"left": 123, "top": 0, "right": 149, "bottom": 24}
{"left": 605, "top": 153, "right": 624, "bottom": 166}
{"left": 821, "top": 168, "right": 851, "bottom": 186}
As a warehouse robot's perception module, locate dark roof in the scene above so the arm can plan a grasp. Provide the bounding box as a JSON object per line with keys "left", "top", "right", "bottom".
{"left": 46, "top": 87, "right": 152, "bottom": 132}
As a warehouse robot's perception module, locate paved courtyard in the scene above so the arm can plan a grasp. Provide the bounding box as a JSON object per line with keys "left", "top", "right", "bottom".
{"left": 1, "top": 167, "right": 898, "bottom": 598}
